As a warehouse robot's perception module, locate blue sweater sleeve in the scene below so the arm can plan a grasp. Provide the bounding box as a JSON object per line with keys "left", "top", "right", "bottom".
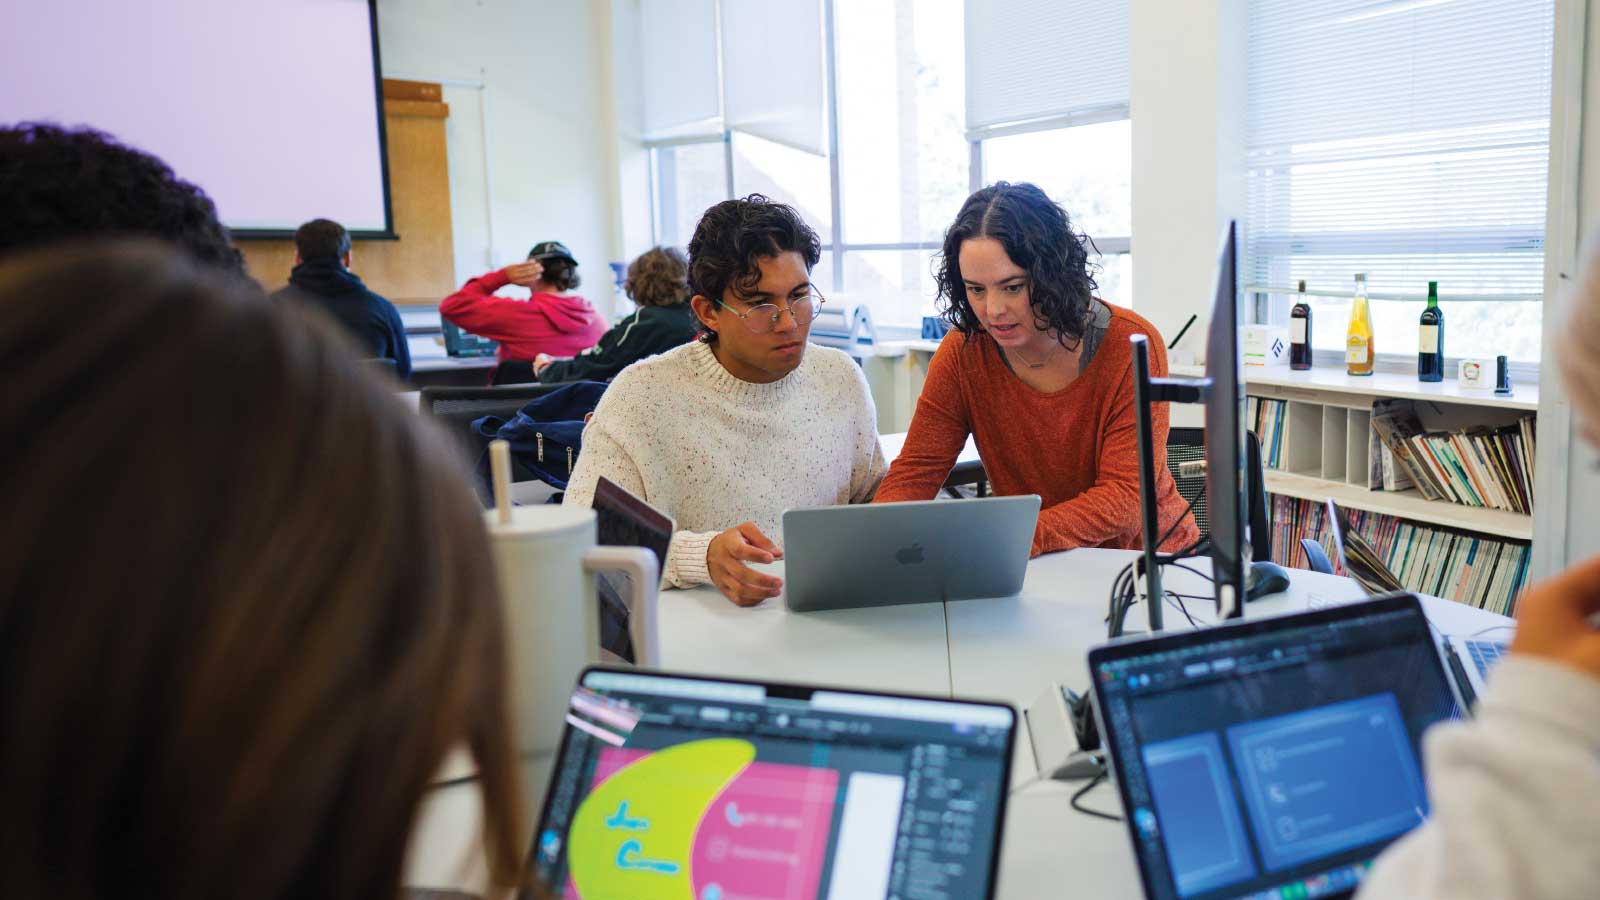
{"left": 386, "top": 302, "right": 412, "bottom": 380}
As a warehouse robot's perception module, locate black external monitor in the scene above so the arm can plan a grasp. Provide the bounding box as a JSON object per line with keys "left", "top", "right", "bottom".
{"left": 1127, "top": 220, "right": 1250, "bottom": 633}
{"left": 1205, "top": 221, "right": 1249, "bottom": 619}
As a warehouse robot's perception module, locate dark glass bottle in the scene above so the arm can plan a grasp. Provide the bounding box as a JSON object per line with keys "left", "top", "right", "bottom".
{"left": 1289, "top": 279, "right": 1313, "bottom": 370}
{"left": 1418, "top": 281, "right": 1443, "bottom": 382}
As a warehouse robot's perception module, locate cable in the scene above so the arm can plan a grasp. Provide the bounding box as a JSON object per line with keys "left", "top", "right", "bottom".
{"left": 1070, "top": 771, "right": 1122, "bottom": 822}
{"left": 1164, "top": 592, "right": 1200, "bottom": 628}
{"left": 1166, "top": 562, "right": 1215, "bottom": 584}
{"left": 1155, "top": 482, "right": 1207, "bottom": 550}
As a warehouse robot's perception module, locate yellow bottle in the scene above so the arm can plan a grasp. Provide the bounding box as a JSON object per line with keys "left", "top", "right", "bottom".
{"left": 1346, "top": 272, "right": 1375, "bottom": 376}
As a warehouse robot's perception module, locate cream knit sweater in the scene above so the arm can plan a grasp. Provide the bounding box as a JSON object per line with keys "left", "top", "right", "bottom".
{"left": 563, "top": 339, "right": 887, "bottom": 588}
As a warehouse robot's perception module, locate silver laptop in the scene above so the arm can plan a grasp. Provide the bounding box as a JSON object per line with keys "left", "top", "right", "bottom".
{"left": 1440, "top": 633, "right": 1510, "bottom": 710}
{"left": 781, "top": 495, "right": 1041, "bottom": 612}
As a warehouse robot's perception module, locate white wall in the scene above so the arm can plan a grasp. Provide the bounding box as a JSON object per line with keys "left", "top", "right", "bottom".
{"left": 1128, "top": 0, "right": 1247, "bottom": 364}
{"left": 1534, "top": 0, "right": 1600, "bottom": 575}
{"left": 608, "top": 0, "right": 655, "bottom": 266}
{"left": 376, "top": 0, "right": 623, "bottom": 311}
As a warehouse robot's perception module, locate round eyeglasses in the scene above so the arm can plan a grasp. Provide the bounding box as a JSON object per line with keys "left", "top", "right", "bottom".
{"left": 714, "top": 291, "right": 825, "bottom": 334}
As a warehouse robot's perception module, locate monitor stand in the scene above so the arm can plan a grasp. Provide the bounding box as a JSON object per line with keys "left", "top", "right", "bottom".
{"left": 1129, "top": 335, "right": 1208, "bottom": 635}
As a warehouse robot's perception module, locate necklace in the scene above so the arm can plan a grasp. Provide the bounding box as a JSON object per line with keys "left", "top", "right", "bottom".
{"left": 1007, "top": 335, "right": 1083, "bottom": 370}
{"left": 1010, "top": 341, "right": 1058, "bottom": 369}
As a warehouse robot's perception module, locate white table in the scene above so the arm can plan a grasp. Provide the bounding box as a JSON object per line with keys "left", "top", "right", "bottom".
{"left": 407, "top": 549, "right": 1515, "bottom": 897}
{"left": 655, "top": 562, "right": 954, "bottom": 694}
{"left": 877, "top": 430, "right": 981, "bottom": 467}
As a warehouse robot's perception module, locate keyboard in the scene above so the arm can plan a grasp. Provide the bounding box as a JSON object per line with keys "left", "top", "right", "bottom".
{"left": 1464, "top": 639, "right": 1508, "bottom": 679}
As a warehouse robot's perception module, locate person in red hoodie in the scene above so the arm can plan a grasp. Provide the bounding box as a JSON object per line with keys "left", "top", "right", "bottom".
{"left": 440, "top": 240, "right": 608, "bottom": 380}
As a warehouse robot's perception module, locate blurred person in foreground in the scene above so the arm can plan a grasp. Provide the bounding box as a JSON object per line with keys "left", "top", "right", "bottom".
{"left": 0, "top": 241, "right": 528, "bottom": 900}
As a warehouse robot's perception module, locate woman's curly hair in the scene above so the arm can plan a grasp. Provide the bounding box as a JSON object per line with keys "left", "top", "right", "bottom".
{"left": 624, "top": 246, "right": 691, "bottom": 308}
{"left": 934, "top": 182, "right": 1098, "bottom": 345}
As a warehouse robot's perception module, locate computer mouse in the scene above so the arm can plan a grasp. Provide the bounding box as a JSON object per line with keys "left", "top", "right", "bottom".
{"left": 1246, "top": 561, "right": 1292, "bottom": 601}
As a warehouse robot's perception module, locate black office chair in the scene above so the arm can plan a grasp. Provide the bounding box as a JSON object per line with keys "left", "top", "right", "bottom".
{"left": 1300, "top": 537, "right": 1336, "bottom": 574}
{"left": 491, "top": 359, "right": 539, "bottom": 385}
{"left": 1164, "top": 427, "right": 1270, "bottom": 562}
{"left": 1165, "top": 427, "right": 1210, "bottom": 538}
{"left": 943, "top": 458, "right": 989, "bottom": 499}
{"left": 419, "top": 382, "right": 574, "bottom": 473}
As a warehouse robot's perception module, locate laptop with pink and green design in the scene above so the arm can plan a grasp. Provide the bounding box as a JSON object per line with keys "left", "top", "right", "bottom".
{"left": 528, "top": 667, "right": 1018, "bottom": 899}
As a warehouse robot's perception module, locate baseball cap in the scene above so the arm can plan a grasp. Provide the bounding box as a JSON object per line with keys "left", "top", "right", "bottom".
{"left": 528, "top": 241, "right": 576, "bottom": 264}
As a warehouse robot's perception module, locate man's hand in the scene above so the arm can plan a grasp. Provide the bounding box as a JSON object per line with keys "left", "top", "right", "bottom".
{"left": 502, "top": 261, "right": 544, "bottom": 287}
{"left": 707, "top": 522, "right": 785, "bottom": 607}
{"left": 1511, "top": 553, "right": 1600, "bottom": 680}
{"left": 533, "top": 353, "right": 555, "bottom": 377}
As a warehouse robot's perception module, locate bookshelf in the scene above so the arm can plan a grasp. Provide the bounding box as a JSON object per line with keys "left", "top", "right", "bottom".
{"left": 1261, "top": 471, "right": 1533, "bottom": 540}
{"left": 1172, "top": 364, "right": 1538, "bottom": 538}
{"left": 1168, "top": 363, "right": 1538, "bottom": 614}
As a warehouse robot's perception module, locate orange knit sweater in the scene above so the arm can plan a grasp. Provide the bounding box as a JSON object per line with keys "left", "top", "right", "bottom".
{"left": 875, "top": 303, "right": 1199, "bottom": 557}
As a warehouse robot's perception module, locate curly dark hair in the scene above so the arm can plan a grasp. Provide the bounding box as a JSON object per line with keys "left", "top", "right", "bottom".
{"left": 935, "top": 182, "right": 1097, "bottom": 344}
{"left": 687, "top": 195, "right": 821, "bottom": 340}
{"left": 625, "top": 246, "right": 690, "bottom": 308}
{"left": 0, "top": 123, "right": 244, "bottom": 276}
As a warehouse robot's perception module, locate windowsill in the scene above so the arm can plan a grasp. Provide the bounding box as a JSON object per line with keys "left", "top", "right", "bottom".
{"left": 1249, "top": 366, "right": 1537, "bottom": 410}
{"left": 1171, "top": 362, "right": 1539, "bottom": 411}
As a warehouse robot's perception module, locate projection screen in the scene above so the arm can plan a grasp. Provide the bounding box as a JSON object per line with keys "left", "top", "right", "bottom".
{"left": 0, "top": 0, "right": 393, "bottom": 237}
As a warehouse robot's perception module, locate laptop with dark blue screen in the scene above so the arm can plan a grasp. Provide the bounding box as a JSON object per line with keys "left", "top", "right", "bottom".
{"left": 1088, "top": 593, "right": 1458, "bottom": 900}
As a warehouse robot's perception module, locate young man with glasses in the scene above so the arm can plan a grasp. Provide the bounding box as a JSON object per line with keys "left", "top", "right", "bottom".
{"left": 564, "top": 195, "right": 886, "bottom": 606}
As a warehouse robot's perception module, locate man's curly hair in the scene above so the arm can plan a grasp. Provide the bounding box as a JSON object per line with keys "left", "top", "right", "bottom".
{"left": 0, "top": 123, "right": 244, "bottom": 276}
{"left": 625, "top": 246, "right": 690, "bottom": 308}
{"left": 935, "top": 182, "right": 1097, "bottom": 345}
{"left": 687, "top": 195, "right": 820, "bottom": 341}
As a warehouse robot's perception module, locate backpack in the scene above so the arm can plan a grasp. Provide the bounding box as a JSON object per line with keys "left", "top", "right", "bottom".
{"left": 472, "top": 380, "right": 608, "bottom": 491}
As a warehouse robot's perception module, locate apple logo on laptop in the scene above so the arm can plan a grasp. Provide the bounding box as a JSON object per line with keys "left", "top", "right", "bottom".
{"left": 895, "top": 543, "right": 925, "bottom": 565}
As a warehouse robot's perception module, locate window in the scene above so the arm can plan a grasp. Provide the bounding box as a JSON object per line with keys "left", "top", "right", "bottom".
{"left": 632, "top": 0, "right": 1133, "bottom": 327}
{"left": 833, "top": 0, "right": 968, "bottom": 323}
{"left": 650, "top": 140, "right": 729, "bottom": 248}
{"left": 1246, "top": 0, "right": 1555, "bottom": 364}
{"left": 982, "top": 118, "right": 1133, "bottom": 307}
{"left": 965, "top": 0, "right": 1133, "bottom": 309}
{"left": 731, "top": 131, "right": 834, "bottom": 239}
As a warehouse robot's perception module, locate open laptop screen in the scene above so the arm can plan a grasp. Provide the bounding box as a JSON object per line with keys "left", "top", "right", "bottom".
{"left": 1089, "top": 595, "right": 1456, "bottom": 900}
{"left": 530, "top": 668, "right": 1017, "bottom": 899}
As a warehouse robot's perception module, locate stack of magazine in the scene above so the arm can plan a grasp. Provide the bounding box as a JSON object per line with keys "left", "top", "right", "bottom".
{"left": 1272, "top": 496, "right": 1531, "bottom": 616}
{"left": 1324, "top": 501, "right": 1404, "bottom": 596}
{"left": 1369, "top": 400, "right": 1535, "bottom": 512}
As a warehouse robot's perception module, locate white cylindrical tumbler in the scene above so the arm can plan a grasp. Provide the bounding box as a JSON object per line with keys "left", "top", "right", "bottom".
{"left": 484, "top": 505, "right": 659, "bottom": 756}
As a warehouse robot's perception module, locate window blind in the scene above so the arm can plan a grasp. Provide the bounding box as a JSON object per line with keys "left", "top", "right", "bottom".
{"left": 722, "top": 0, "right": 828, "bottom": 155}
{"left": 640, "top": 0, "right": 721, "bottom": 142}
{"left": 964, "top": 0, "right": 1129, "bottom": 137}
{"left": 1246, "top": 0, "right": 1554, "bottom": 302}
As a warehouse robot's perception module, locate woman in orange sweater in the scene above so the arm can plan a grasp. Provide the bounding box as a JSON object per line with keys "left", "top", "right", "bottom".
{"left": 875, "top": 182, "right": 1198, "bottom": 556}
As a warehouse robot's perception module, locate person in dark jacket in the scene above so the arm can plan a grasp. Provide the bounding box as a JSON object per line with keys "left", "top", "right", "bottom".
{"left": 533, "top": 246, "right": 699, "bottom": 383}
{"left": 271, "top": 219, "right": 411, "bottom": 379}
